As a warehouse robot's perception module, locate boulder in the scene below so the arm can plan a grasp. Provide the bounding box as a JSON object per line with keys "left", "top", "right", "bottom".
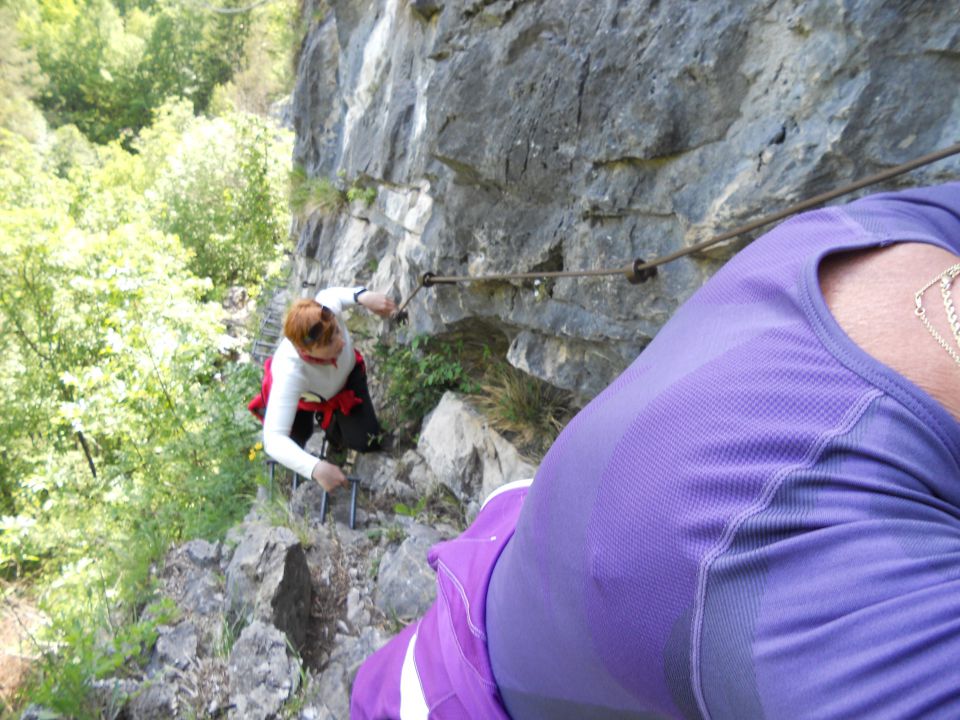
{"left": 225, "top": 524, "right": 312, "bottom": 651}
{"left": 352, "top": 452, "right": 419, "bottom": 501}
{"left": 127, "top": 681, "right": 178, "bottom": 720}
{"left": 227, "top": 621, "right": 300, "bottom": 720}
{"left": 418, "top": 392, "right": 538, "bottom": 503}
{"left": 373, "top": 522, "right": 442, "bottom": 619}
{"left": 147, "top": 622, "right": 198, "bottom": 673}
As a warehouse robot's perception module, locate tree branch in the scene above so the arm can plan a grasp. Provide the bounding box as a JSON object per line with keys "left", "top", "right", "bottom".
{"left": 77, "top": 431, "right": 97, "bottom": 480}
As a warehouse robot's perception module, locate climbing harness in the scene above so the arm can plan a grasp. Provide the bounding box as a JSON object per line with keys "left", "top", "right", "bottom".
{"left": 393, "top": 141, "right": 960, "bottom": 324}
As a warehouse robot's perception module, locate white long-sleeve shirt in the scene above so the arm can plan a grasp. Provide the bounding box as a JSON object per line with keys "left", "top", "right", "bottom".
{"left": 262, "top": 286, "right": 364, "bottom": 478}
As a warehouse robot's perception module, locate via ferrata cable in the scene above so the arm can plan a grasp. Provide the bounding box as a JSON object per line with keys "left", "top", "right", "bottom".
{"left": 394, "top": 141, "right": 960, "bottom": 324}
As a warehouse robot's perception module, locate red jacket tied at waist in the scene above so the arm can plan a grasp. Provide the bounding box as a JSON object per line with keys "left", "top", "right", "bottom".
{"left": 314, "top": 390, "right": 362, "bottom": 430}
{"left": 247, "top": 350, "right": 365, "bottom": 428}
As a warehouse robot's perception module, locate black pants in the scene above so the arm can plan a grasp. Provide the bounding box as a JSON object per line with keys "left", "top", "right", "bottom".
{"left": 288, "top": 362, "right": 383, "bottom": 454}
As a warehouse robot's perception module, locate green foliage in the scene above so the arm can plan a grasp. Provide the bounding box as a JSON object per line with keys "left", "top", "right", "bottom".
{"left": 25, "top": 592, "right": 178, "bottom": 716}
{"left": 394, "top": 485, "right": 465, "bottom": 530}
{"left": 262, "top": 494, "right": 314, "bottom": 549}
{"left": 472, "top": 361, "right": 573, "bottom": 457}
{"left": 220, "top": 0, "right": 305, "bottom": 115}
{"left": 0, "top": 199, "right": 263, "bottom": 567}
{"left": 393, "top": 497, "right": 427, "bottom": 518}
{"left": 0, "top": 6, "right": 47, "bottom": 140}
{"left": 17, "top": 0, "right": 249, "bottom": 143}
{"left": 288, "top": 163, "right": 344, "bottom": 217}
{"left": 0, "top": 107, "right": 271, "bottom": 712}
{"left": 0, "top": 1, "right": 300, "bottom": 709}
{"left": 373, "top": 335, "right": 480, "bottom": 439}
{"left": 346, "top": 183, "right": 377, "bottom": 207}
{"left": 217, "top": 611, "right": 248, "bottom": 659}
{"left": 146, "top": 101, "right": 292, "bottom": 295}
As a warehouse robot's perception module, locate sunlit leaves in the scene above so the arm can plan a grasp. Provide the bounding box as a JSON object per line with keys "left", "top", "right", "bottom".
{"left": 18, "top": 0, "right": 249, "bottom": 143}
{"left": 0, "top": 101, "right": 278, "bottom": 590}
{"left": 146, "top": 99, "right": 292, "bottom": 294}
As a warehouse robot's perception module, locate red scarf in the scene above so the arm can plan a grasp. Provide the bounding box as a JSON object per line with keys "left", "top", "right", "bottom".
{"left": 297, "top": 348, "right": 338, "bottom": 367}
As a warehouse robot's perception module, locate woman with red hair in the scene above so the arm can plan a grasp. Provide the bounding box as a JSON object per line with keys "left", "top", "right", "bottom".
{"left": 255, "top": 286, "right": 395, "bottom": 492}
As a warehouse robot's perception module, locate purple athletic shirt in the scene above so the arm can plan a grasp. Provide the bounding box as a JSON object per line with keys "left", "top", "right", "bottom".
{"left": 485, "top": 183, "right": 960, "bottom": 719}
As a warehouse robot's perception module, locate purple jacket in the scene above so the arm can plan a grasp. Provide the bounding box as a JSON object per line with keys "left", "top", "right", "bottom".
{"left": 352, "top": 481, "right": 530, "bottom": 719}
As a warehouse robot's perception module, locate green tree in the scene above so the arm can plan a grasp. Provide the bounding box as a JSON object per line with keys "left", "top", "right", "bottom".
{"left": 0, "top": 127, "right": 265, "bottom": 713}
{"left": 0, "top": 4, "right": 295, "bottom": 708}
{"left": 133, "top": 2, "right": 248, "bottom": 122}
{"left": 218, "top": 0, "right": 303, "bottom": 114}
{"left": 19, "top": 0, "right": 142, "bottom": 142}
{"left": 17, "top": 0, "right": 249, "bottom": 143}
{"left": 0, "top": 4, "right": 47, "bottom": 140}
{"left": 143, "top": 99, "right": 292, "bottom": 295}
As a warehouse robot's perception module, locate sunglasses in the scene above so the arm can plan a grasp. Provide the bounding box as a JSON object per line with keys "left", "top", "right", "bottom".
{"left": 305, "top": 306, "right": 335, "bottom": 344}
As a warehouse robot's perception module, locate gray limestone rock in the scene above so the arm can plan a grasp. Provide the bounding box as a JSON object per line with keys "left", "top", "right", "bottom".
{"left": 290, "top": 0, "right": 960, "bottom": 397}
{"left": 160, "top": 542, "right": 225, "bottom": 619}
{"left": 298, "top": 626, "right": 390, "bottom": 720}
{"left": 157, "top": 541, "right": 227, "bottom": 656}
{"left": 151, "top": 622, "right": 198, "bottom": 672}
{"left": 418, "top": 392, "right": 538, "bottom": 503}
{"left": 398, "top": 449, "right": 437, "bottom": 497}
{"left": 228, "top": 621, "right": 300, "bottom": 720}
{"left": 182, "top": 539, "right": 221, "bottom": 569}
{"left": 127, "top": 680, "right": 178, "bottom": 720}
{"left": 373, "top": 522, "right": 441, "bottom": 619}
{"left": 225, "top": 524, "right": 312, "bottom": 651}
{"left": 180, "top": 573, "right": 223, "bottom": 619}
{"left": 351, "top": 452, "right": 418, "bottom": 501}
{"left": 289, "top": 479, "right": 327, "bottom": 524}
{"left": 97, "top": 404, "right": 533, "bottom": 719}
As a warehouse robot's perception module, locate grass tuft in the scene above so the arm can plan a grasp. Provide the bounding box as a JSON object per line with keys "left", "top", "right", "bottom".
{"left": 288, "top": 164, "right": 344, "bottom": 217}
{"left": 472, "top": 362, "right": 573, "bottom": 458}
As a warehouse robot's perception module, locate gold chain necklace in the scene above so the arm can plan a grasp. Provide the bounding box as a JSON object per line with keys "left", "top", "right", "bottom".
{"left": 914, "top": 262, "right": 960, "bottom": 366}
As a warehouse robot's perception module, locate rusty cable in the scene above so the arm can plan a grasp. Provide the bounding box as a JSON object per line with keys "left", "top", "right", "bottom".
{"left": 393, "top": 141, "right": 960, "bottom": 324}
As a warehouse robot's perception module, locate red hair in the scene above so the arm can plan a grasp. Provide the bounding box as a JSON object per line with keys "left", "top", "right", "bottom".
{"left": 284, "top": 299, "right": 337, "bottom": 351}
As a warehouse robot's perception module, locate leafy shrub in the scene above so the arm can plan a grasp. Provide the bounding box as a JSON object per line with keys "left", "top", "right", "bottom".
{"left": 394, "top": 484, "right": 466, "bottom": 530}
{"left": 346, "top": 183, "right": 377, "bottom": 207}
{"left": 144, "top": 100, "right": 292, "bottom": 297}
{"left": 372, "top": 335, "right": 480, "bottom": 440}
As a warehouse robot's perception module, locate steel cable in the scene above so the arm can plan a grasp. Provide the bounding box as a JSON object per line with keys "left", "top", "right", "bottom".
{"left": 394, "top": 141, "right": 960, "bottom": 323}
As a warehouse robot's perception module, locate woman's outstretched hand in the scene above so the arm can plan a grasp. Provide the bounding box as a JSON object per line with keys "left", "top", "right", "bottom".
{"left": 358, "top": 291, "right": 397, "bottom": 318}
{"left": 311, "top": 459, "right": 349, "bottom": 492}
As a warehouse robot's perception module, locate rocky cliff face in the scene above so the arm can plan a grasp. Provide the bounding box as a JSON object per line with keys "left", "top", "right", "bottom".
{"left": 290, "top": 0, "right": 960, "bottom": 399}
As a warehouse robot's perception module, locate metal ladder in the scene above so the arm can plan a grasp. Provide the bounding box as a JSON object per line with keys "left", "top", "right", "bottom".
{"left": 251, "top": 281, "right": 290, "bottom": 366}
{"left": 265, "top": 441, "right": 360, "bottom": 529}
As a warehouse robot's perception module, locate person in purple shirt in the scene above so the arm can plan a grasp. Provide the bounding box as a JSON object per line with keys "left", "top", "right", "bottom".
{"left": 352, "top": 181, "right": 960, "bottom": 719}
